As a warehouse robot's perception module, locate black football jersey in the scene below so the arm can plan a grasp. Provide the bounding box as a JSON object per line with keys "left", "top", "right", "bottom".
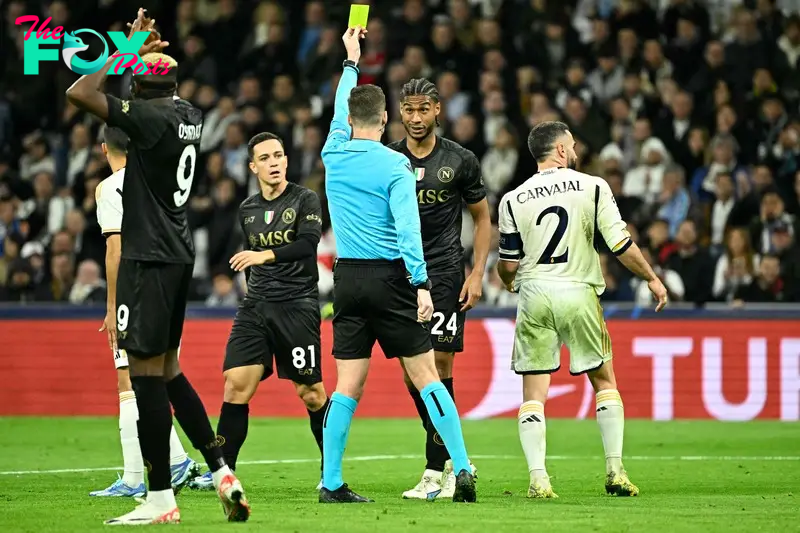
{"left": 387, "top": 136, "right": 486, "bottom": 274}
{"left": 239, "top": 182, "right": 322, "bottom": 302}
{"left": 106, "top": 95, "right": 203, "bottom": 264}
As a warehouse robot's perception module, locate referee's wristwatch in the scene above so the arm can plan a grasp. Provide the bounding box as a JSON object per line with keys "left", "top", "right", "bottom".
{"left": 412, "top": 279, "right": 433, "bottom": 291}
{"left": 342, "top": 59, "right": 359, "bottom": 72}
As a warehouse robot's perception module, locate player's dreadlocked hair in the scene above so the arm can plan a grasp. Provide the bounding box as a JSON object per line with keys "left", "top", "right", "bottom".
{"left": 400, "top": 78, "right": 440, "bottom": 103}
{"left": 400, "top": 78, "right": 441, "bottom": 126}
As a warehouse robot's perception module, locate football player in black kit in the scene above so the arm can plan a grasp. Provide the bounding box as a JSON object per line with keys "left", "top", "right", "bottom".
{"left": 65, "top": 9, "right": 248, "bottom": 525}
{"left": 188, "top": 132, "right": 328, "bottom": 491}
{"left": 388, "top": 78, "right": 492, "bottom": 499}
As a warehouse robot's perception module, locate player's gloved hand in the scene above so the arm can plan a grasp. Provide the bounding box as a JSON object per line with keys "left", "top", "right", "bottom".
{"left": 342, "top": 26, "right": 367, "bottom": 64}
{"left": 99, "top": 309, "right": 117, "bottom": 351}
{"left": 417, "top": 289, "right": 434, "bottom": 323}
{"left": 459, "top": 272, "right": 483, "bottom": 311}
{"left": 648, "top": 278, "right": 668, "bottom": 312}
{"left": 229, "top": 250, "right": 275, "bottom": 272}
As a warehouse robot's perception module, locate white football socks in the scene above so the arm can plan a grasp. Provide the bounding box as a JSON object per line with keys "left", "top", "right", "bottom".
{"left": 596, "top": 389, "right": 624, "bottom": 475}
{"left": 212, "top": 465, "right": 234, "bottom": 489}
{"left": 148, "top": 488, "right": 177, "bottom": 510}
{"left": 518, "top": 400, "right": 548, "bottom": 482}
{"left": 168, "top": 425, "right": 189, "bottom": 466}
{"left": 119, "top": 391, "right": 145, "bottom": 487}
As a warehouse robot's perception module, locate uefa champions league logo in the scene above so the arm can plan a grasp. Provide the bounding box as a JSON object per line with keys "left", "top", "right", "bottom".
{"left": 16, "top": 15, "right": 171, "bottom": 76}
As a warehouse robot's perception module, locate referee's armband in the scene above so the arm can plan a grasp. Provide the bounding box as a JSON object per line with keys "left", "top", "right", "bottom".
{"left": 499, "top": 232, "right": 523, "bottom": 262}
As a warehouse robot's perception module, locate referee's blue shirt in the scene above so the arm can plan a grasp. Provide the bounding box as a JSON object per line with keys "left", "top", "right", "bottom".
{"left": 322, "top": 64, "right": 428, "bottom": 285}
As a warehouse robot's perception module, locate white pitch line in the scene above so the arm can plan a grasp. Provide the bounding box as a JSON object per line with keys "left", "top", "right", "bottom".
{"left": 1, "top": 454, "right": 798, "bottom": 476}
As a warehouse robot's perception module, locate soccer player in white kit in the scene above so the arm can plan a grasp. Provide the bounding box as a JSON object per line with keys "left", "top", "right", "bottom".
{"left": 91, "top": 126, "right": 200, "bottom": 497}
{"left": 496, "top": 121, "right": 668, "bottom": 499}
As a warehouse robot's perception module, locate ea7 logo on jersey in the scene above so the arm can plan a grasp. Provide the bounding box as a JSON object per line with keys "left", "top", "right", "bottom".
{"left": 306, "top": 214, "right": 322, "bottom": 224}
{"left": 438, "top": 167, "right": 454, "bottom": 183}
{"left": 244, "top": 216, "right": 255, "bottom": 225}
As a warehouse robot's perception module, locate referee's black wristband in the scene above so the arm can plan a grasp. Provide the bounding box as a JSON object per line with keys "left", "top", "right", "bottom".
{"left": 342, "top": 60, "right": 359, "bottom": 73}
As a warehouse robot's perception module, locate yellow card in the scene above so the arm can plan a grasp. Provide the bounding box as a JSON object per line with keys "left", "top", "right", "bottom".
{"left": 348, "top": 5, "right": 369, "bottom": 29}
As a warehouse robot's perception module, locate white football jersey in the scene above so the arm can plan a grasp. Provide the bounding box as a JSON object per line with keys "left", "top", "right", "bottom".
{"left": 498, "top": 167, "right": 630, "bottom": 294}
{"left": 96, "top": 168, "right": 125, "bottom": 235}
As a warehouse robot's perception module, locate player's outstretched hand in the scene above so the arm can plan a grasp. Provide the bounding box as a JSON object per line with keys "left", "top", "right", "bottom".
{"left": 459, "top": 272, "right": 483, "bottom": 311}
{"left": 230, "top": 250, "right": 270, "bottom": 272}
{"left": 417, "top": 288, "right": 434, "bottom": 323}
{"left": 342, "top": 26, "right": 367, "bottom": 63}
{"left": 127, "top": 8, "right": 168, "bottom": 55}
{"left": 648, "top": 278, "right": 668, "bottom": 312}
{"left": 99, "top": 309, "right": 117, "bottom": 351}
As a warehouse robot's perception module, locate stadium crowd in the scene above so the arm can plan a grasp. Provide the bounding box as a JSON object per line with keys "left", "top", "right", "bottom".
{"left": 1, "top": 0, "right": 799, "bottom": 307}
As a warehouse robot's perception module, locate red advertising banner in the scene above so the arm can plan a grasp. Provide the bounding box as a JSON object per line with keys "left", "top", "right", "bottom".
{"left": 0, "top": 319, "right": 798, "bottom": 420}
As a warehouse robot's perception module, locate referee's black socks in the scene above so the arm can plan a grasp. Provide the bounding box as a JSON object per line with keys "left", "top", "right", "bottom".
{"left": 165, "top": 373, "right": 226, "bottom": 473}
{"left": 217, "top": 402, "right": 249, "bottom": 471}
{"left": 408, "top": 377, "right": 455, "bottom": 473}
{"left": 131, "top": 376, "right": 172, "bottom": 491}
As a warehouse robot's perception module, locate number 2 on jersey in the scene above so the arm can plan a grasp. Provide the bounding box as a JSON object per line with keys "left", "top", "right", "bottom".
{"left": 174, "top": 144, "right": 196, "bottom": 207}
{"left": 536, "top": 205, "right": 569, "bottom": 264}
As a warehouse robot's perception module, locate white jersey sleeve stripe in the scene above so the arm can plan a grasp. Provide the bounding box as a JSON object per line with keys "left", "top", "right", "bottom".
{"left": 498, "top": 198, "right": 521, "bottom": 261}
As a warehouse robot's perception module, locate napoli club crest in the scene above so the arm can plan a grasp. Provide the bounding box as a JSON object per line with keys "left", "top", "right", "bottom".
{"left": 438, "top": 167, "right": 454, "bottom": 183}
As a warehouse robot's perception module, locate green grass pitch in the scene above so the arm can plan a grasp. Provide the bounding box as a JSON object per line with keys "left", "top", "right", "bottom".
{"left": 0, "top": 418, "right": 797, "bottom": 532}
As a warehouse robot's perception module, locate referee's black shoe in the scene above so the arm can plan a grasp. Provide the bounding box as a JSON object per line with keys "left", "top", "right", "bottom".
{"left": 452, "top": 470, "right": 476, "bottom": 503}
{"left": 319, "top": 484, "right": 373, "bottom": 503}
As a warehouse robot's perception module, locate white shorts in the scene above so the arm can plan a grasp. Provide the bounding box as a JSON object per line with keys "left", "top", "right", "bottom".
{"left": 512, "top": 281, "right": 612, "bottom": 375}
{"left": 114, "top": 348, "right": 129, "bottom": 369}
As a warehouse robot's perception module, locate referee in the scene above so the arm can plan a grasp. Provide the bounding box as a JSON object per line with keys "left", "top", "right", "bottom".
{"left": 318, "top": 27, "right": 476, "bottom": 504}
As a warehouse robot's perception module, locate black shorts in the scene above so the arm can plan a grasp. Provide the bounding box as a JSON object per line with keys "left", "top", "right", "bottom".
{"left": 429, "top": 270, "right": 466, "bottom": 353}
{"left": 332, "top": 259, "right": 432, "bottom": 360}
{"left": 116, "top": 259, "right": 192, "bottom": 357}
{"left": 224, "top": 297, "right": 322, "bottom": 386}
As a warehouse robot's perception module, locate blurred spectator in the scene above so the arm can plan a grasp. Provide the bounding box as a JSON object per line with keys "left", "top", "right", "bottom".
{"left": 654, "top": 165, "right": 692, "bottom": 238}
{"left": 481, "top": 124, "right": 519, "bottom": 209}
{"left": 599, "top": 253, "right": 634, "bottom": 302}
{"left": 190, "top": 178, "right": 242, "bottom": 276}
{"left": 36, "top": 252, "right": 74, "bottom": 302}
{"left": 690, "top": 134, "right": 745, "bottom": 203}
{"left": 624, "top": 137, "right": 671, "bottom": 203}
{"left": 588, "top": 43, "right": 625, "bottom": 106}
{"left": 712, "top": 227, "right": 760, "bottom": 301}
{"left": 666, "top": 220, "right": 714, "bottom": 305}
{"left": 633, "top": 248, "right": 685, "bottom": 305}
{"left": 708, "top": 172, "right": 736, "bottom": 252}
{"left": 605, "top": 169, "right": 643, "bottom": 225}
{"left": 19, "top": 134, "right": 56, "bottom": 182}
{"left": 0, "top": 258, "right": 36, "bottom": 302}
{"left": 749, "top": 189, "right": 799, "bottom": 254}
{"left": 17, "top": 172, "right": 72, "bottom": 244}
{"left": 68, "top": 259, "right": 106, "bottom": 304}
{"left": 65, "top": 124, "right": 91, "bottom": 189}
{"left": 206, "top": 270, "right": 241, "bottom": 307}
{"left": 733, "top": 254, "right": 785, "bottom": 303}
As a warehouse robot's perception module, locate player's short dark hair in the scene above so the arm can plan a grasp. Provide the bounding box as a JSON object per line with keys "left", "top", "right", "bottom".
{"left": 527, "top": 121, "right": 570, "bottom": 162}
{"left": 102, "top": 126, "right": 129, "bottom": 154}
{"left": 247, "top": 132, "right": 284, "bottom": 160}
{"left": 400, "top": 78, "right": 440, "bottom": 103}
{"left": 347, "top": 84, "right": 386, "bottom": 127}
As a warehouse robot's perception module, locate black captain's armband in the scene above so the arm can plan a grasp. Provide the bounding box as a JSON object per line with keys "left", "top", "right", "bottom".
{"left": 499, "top": 232, "right": 523, "bottom": 261}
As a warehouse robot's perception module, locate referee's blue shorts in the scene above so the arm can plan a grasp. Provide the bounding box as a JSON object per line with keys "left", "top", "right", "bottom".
{"left": 332, "top": 258, "right": 432, "bottom": 360}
